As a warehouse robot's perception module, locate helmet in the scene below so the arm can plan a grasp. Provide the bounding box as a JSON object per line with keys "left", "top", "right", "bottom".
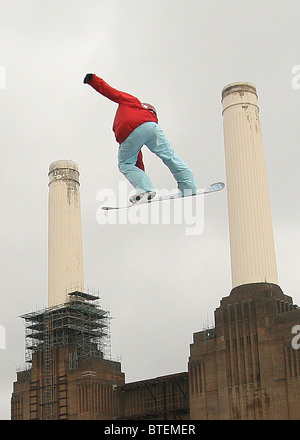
{"left": 142, "top": 103, "right": 157, "bottom": 116}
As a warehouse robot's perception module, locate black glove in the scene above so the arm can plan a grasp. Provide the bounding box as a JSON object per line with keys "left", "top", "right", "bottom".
{"left": 83, "top": 73, "right": 93, "bottom": 84}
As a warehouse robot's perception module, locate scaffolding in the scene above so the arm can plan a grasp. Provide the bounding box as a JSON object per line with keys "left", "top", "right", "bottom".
{"left": 22, "top": 290, "right": 110, "bottom": 364}
{"left": 21, "top": 291, "right": 111, "bottom": 419}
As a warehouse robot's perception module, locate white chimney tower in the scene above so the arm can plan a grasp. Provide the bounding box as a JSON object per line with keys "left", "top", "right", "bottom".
{"left": 221, "top": 83, "right": 278, "bottom": 289}
{"left": 48, "top": 160, "right": 84, "bottom": 307}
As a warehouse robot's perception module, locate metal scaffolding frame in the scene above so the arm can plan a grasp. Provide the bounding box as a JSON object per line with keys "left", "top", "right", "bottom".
{"left": 21, "top": 290, "right": 111, "bottom": 420}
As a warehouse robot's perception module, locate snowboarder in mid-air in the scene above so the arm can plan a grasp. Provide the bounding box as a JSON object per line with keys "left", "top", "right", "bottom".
{"left": 83, "top": 73, "right": 197, "bottom": 204}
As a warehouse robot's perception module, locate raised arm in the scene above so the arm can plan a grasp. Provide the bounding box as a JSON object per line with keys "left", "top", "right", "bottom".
{"left": 83, "top": 74, "right": 140, "bottom": 105}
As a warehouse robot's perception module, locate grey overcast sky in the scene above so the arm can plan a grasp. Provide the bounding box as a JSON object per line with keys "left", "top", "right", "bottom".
{"left": 1, "top": 0, "right": 300, "bottom": 419}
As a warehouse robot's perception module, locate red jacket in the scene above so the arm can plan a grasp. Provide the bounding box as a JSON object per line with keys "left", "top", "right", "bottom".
{"left": 87, "top": 75, "right": 158, "bottom": 170}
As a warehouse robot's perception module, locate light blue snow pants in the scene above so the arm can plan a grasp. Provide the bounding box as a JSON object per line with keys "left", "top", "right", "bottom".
{"left": 118, "top": 122, "right": 197, "bottom": 196}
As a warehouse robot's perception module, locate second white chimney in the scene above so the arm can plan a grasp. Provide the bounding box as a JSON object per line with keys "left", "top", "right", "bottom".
{"left": 221, "top": 83, "right": 278, "bottom": 289}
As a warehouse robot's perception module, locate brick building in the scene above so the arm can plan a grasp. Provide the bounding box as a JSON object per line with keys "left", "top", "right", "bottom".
{"left": 11, "top": 282, "right": 300, "bottom": 420}
{"left": 189, "top": 282, "right": 300, "bottom": 419}
{"left": 11, "top": 291, "right": 125, "bottom": 420}
{"left": 11, "top": 348, "right": 124, "bottom": 420}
